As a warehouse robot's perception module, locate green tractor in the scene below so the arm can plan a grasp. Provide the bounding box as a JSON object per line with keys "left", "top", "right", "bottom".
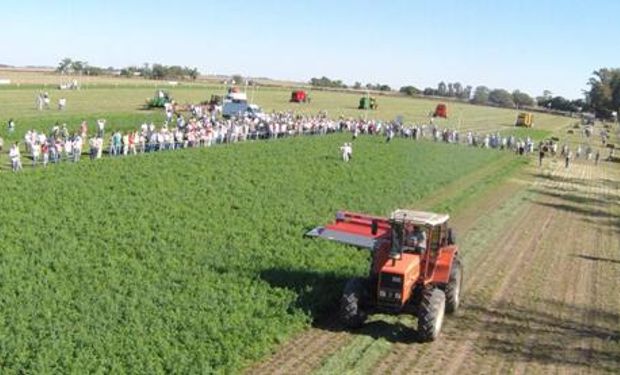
{"left": 359, "top": 96, "right": 378, "bottom": 110}
{"left": 146, "top": 90, "right": 172, "bottom": 108}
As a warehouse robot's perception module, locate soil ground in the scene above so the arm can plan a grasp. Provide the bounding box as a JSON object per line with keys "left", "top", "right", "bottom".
{"left": 248, "top": 154, "right": 620, "bottom": 374}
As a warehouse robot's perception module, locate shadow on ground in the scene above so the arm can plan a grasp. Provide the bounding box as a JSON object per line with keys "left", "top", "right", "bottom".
{"left": 453, "top": 299, "right": 620, "bottom": 372}
{"left": 572, "top": 253, "right": 620, "bottom": 265}
{"left": 259, "top": 267, "right": 418, "bottom": 344}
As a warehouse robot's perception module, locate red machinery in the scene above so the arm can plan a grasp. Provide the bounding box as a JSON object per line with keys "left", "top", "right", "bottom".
{"left": 290, "top": 90, "right": 309, "bottom": 103}
{"left": 434, "top": 103, "right": 448, "bottom": 118}
{"left": 307, "top": 210, "right": 462, "bottom": 341}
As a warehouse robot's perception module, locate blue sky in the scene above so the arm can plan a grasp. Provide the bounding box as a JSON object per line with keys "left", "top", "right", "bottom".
{"left": 1, "top": 0, "right": 618, "bottom": 98}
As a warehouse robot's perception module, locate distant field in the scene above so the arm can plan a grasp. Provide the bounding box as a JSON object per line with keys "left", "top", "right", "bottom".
{"left": 0, "top": 70, "right": 572, "bottom": 144}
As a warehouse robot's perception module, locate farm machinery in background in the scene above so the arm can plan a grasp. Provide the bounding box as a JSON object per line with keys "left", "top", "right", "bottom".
{"left": 307, "top": 209, "right": 462, "bottom": 342}
{"left": 290, "top": 90, "right": 310, "bottom": 103}
{"left": 515, "top": 112, "right": 534, "bottom": 127}
{"left": 433, "top": 103, "right": 448, "bottom": 118}
{"left": 359, "top": 96, "right": 378, "bottom": 110}
{"left": 146, "top": 89, "right": 172, "bottom": 108}
{"left": 221, "top": 87, "right": 266, "bottom": 119}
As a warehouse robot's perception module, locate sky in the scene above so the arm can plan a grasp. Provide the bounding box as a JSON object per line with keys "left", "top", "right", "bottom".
{"left": 1, "top": 0, "right": 619, "bottom": 99}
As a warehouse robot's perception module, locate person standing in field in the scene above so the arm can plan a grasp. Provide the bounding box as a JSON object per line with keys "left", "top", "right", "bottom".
{"left": 538, "top": 145, "right": 545, "bottom": 167}
{"left": 9, "top": 143, "right": 22, "bottom": 172}
{"left": 595, "top": 150, "right": 600, "bottom": 165}
{"left": 96, "top": 119, "right": 106, "bottom": 138}
{"left": 41, "top": 142, "right": 49, "bottom": 167}
{"left": 58, "top": 97, "right": 67, "bottom": 110}
{"left": 7, "top": 118, "right": 15, "bottom": 134}
{"left": 340, "top": 142, "right": 351, "bottom": 162}
{"left": 43, "top": 92, "right": 50, "bottom": 109}
{"left": 31, "top": 141, "right": 40, "bottom": 167}
{"left": 73, "top": 134, "right": 83, "bottom": 162}
{"left": 80, "top": 121, "right": 88, "bottom": 138}
{"left": 565, "top": 148, "right": 572, "bottom": 168}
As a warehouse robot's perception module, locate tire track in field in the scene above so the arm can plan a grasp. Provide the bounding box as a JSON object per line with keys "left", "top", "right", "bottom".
{"left": 248, "top": 321, "right": 351, "bottom": 375}
{"left": 489, "top": 162, "right": 589, "bottom": 374}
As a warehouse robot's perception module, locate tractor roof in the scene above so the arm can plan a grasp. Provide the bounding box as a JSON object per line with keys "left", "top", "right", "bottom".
{"left": 390, "top": 210, "right": 449, "bottom": 226}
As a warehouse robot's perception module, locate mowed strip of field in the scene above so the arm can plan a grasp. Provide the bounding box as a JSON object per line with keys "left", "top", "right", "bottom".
{"left": 249, "top": 152, "right": 620, "bottom": 374}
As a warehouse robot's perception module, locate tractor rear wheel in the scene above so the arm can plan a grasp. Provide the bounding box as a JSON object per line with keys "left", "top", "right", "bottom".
{"left": 340, "top": 278, "right": 368, "bottom": 329}
{"left": 417, "top": 287, "right": 446, "bottom": 342}
{"left": 445, "top": 256, "right": 463, "bottom": 314}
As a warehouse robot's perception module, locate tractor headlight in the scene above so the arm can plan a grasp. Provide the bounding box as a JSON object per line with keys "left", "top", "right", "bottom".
{"left": 379, "top": 290, "right": 386, "bottom": 297}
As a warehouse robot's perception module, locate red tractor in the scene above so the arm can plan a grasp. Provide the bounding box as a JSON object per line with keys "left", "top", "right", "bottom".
{"left": 290, "top": 90, "right": 310, "bottom": 103}
{"left": 307, "top": 209, "right": 462, "bottom": 341}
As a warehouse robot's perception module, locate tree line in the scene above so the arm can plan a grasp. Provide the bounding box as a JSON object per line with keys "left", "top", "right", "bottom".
{"left": 56, "top": 58, "right": 200, "bottom": 80}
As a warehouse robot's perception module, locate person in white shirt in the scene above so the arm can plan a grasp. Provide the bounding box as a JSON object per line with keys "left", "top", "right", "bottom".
{"left": 73, "top": 135, "right": 83, "bottom": 162}
{"left": 31, "top": 142, "right": 40, "bottom": 167}
{"left": 340, "top": 142, "right": 352, "bottom": 162}
{"left": 58, "top": 98, "right": 67, "bottom": 110}
{"left": 96, "top": 119, "right": 106, "bottom": 138}
{"left": 9, "top": 143, "right": 22, "bottom": 172}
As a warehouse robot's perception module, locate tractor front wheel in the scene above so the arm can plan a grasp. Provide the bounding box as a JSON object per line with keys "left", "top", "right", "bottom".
{"left": 340, "top": 278, "right": 368, "bottom": 329}
{"left": 417, "top": 287, "right": 446, "bottom": 342}
{"left": 445, "top": 256, "right": 463, "bottom": 314}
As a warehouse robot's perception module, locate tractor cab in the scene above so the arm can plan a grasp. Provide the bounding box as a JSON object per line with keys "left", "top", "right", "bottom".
{"left": 388, "top": 210, "right": 452, "bottom": 258}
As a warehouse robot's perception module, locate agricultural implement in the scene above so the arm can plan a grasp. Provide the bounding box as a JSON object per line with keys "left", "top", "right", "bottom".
{"left": 146, "top": 90, "right": 172, "bottom": 108}
{"left": 307, "top": 210, "right": 462, "bottom": 341}
{"left": 433, "top": 103, "right": 447, "bottom": 118}
{"left": 290, "top": 90, "right": 310, "bottom": 103}
{"left": 359, "top": 96, "right": 378, "bottom": 110}
{"left": 515, "top": 112, "right": 534, "bottom": 127}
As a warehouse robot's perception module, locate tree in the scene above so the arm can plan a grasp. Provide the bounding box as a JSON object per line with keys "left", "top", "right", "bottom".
{"left": 71, "top": 60, "right": 86, "bottom": 74}
{"left": 512, "top": 90, "right": 535, "bottom": 107}
{"left": 471, "top": 86, "right": 490, "bottom": 104}
{"left": 488, "top": 89, "right": 515, "bottom": 107}
{"left": 461, "top": 85, "right": 473, "bottom": 100}
{"left": 453, "top": 82, "right": 463, "bottom": 98}
{"left": 232, "top": 74, "right": 244, "bottom": 85}
{"left": 56, "top": 58, "right": 73, "bottom": 74}
{"left": 586, "top": 68, "right": 620, "bottom": 119}
{"left": 423, "top": 87, "right": 436, "bottom": 96}
{"left": 399, "top": 85, "right": 420, "bottom": 96}
{"left": 447, "top": 83, "right": 455, "bottom": 97}
{"left": 437, "top": 81, "right": 447, "bottom": 96}
{"left": 353, "top": 82, "right": 362, "bottom": 89}
{"left": 309, "top": 76, "right": 347, "bottom": 88}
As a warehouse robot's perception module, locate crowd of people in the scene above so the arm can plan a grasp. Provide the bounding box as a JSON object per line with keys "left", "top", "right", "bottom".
{"left": 2, "top": 108, "right": 613, "bottom": 172}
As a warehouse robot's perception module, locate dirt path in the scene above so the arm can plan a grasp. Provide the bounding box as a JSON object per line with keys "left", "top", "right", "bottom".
{"left": 247, "top": 157, "right": 620, "bottom": 374}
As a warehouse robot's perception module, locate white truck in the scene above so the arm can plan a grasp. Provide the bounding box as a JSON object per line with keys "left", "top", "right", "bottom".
{"left": 222, "top": 91, "right": 265, "bottom": 120}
